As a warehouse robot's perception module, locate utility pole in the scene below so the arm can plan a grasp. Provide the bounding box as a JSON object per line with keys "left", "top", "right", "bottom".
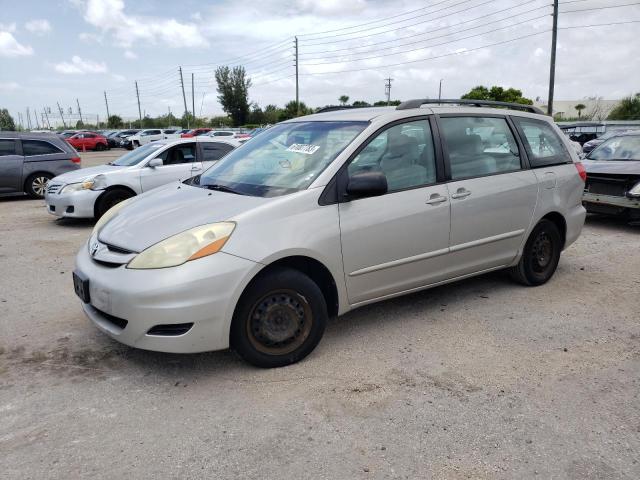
{"left": 385, "top": 77, "right": 393, "bottom": 105}
{"left": 135, "top": 81, "right": 142, "bottom": 122}
{"left": 438, "top": 79, "right": 443, "bottom": 101}
{"left": 17, "top": 112, "right": 23, "bottom": 130}
{"left": 104, "top": 91, "right": 110, "bottom": 123}
{"left": 57, "top": 102, "right": 67, "bottom": 129}
{"left": 76, "top": 98, "right": 83, "bottom": 125}
{"left": 179, "top": 67, "right": 189, "bottom": 128}
{"left": 26, "top": 108, "right": 32, "bottom": 130}
{"left": 294, "top": 36, "right": 299, "bottom": 116}
{"left": 547, "top": 0, "right": 559, "bottom": 116}
{"left": 43, "top": 107, "right": 51, "bottom": 129}
{"left": 191, "top": 72, "right": 195, "bottom": 122}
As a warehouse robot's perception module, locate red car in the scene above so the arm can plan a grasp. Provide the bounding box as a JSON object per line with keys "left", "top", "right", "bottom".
{"left": 66, "top": 132, "right": 109, "bottom": 151}
{"left": 180, "top": 128, "right": 212, "bottom": 138}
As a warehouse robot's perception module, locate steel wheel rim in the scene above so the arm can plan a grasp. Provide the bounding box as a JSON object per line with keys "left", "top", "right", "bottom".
{"left": 531, "top": 231, "right": 553, "bottom": 273}
{"left": 247, "top": 289, "right": 313, "bottom": 355}
{"left": 32, "top": 177, "right": 49, "bottom": 196}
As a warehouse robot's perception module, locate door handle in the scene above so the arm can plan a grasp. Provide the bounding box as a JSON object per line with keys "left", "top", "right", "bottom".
{"left": 451, "top": 188, "right": 471, "bottom": 199}
{"left": 426, "top": 194, "right": 447, "bottom": 205}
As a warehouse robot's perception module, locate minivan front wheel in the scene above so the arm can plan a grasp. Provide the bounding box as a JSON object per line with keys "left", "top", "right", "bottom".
{"left": 25, "top": 173, "right": 52, "bottom": 199}
{"left": 509, "top": 219, "right": 562, "bottom": 286}
{"left": 231, "top": 268, "right": 327, "bottom": 368}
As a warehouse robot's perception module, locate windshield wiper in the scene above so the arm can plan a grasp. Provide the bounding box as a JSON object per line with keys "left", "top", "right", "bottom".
{"left": 203, "top": 184, "right": 246, "bottom": 195}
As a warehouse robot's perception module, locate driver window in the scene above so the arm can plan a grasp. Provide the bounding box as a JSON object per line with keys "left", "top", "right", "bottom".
{"left": 348, "top": 120, "right": 436, "bottom": 192}
{"left": 158, "top": 144, "right": 196, "bottom": 165}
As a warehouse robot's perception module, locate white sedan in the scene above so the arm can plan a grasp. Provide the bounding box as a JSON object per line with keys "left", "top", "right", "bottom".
{"left": 45, "top": 137, "right": 242, "bottom": 219}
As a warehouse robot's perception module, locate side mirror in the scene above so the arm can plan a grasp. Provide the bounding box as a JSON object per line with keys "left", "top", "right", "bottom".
{"left": 148, "top": 158, "right": 163, "bottom": 168}
{"left": 346, "top": 171, "right": 388, "bottom": 199}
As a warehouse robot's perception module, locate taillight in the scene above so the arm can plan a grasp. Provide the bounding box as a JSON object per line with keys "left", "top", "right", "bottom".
{"left": 71, "top": 156, "right": 81, "bottom": 164}
{"left": 575, "top": 162, "right": 587, "bottom": 182}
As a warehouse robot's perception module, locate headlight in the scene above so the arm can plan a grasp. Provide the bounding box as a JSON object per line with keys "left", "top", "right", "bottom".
{"left": 628, "top": 182, "right": 640, "bottom": 197}
{"left": 61, "top": 179, "right": 95, "bottom": 193}
{"left": 91, "top": 174, "right": 108, "bottom": 190}
{"left": 91, "top": 197, "right": 132, "bottom": 236}
{"left": 127, "top": 222, "right": 236, "bottom": 270}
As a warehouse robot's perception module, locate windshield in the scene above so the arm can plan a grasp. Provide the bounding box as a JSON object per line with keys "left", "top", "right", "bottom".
{"left": 198, "top": 121, "right": 367, "bottom": 197}
{"left": 588, "top": 135, "right": 640, "bottom": 161}
{"left": 110, "top": 142, "right": 166, "bottom": 166}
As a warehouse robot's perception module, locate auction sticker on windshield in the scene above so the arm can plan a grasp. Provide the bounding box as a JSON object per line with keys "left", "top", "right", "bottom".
{"left": 287, "top": 144, "right": 320, "bottom": 155}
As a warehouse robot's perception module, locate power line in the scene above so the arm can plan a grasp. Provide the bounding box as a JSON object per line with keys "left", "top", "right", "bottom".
{"left": 299, "top": 0, "right": 545, "bottom": 57}
{"left": 300, "top": 29, "right": 550, "bottom": 75}
{"left": 301, "top": 13, "right": 550, "bottom": 66}
{"left": 560, "top": 1, "right": 640, "bottom": 13}
{"left": 559, "top": 19, "right": 640, "bottom": 28}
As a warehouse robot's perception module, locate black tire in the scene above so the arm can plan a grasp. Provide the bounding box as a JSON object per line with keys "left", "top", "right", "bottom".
{"left": 95, "top": 188, "right": 133, "bottom": 219}
{"left": 132, "top": 140, "right": 140, "bottom": 149}
{"left": 231, "top": 267, "right": 328, "bottom": 368}
{"left": 95, "top": 142, "right": 106, "bottom": 151}
{"left": 25, "top": 173, "right": 53, "bottom": 199}
{"left": 509, "top": 219, "right": 562, "bottom": 286}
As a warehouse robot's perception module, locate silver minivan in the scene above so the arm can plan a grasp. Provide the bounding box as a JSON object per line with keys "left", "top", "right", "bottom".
{"left": 73, "top": 100, "right": 586, "bottom": 367}
{"left": 0, "top": 132, "right": 81, "bottom": 198}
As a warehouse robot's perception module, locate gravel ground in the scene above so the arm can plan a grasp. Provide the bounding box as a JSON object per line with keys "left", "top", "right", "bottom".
{"left": 1, "top": 155, "right": 639, "bottom": 479}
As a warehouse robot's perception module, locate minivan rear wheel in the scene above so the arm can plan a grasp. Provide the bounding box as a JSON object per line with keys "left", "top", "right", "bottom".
{"left": 509, "top": 219, "right": 562, "bottom": 286}
{"left": 231, "top": 268, "right": 327, "bottom": 368}
{"left": 25, "top": 173, "right": 53, "bottom": 199}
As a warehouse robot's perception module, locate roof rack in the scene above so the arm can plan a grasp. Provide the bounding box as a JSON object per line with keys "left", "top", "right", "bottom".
{"left": 396, "top": 98, "right": 545, "bottom": 114}
{"left": 315, "top": 105, "right": 377, "bottom": 113}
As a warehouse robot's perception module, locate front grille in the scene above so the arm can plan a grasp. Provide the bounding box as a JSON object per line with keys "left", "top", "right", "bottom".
{"left": 586, "top": 173, "right": 639, "bottom": 197}
{"left": 586, "top": 181, "right": 627, "bottom": 197}
{"left": 47, "top": 182, "right": 63, "bottom": 194}
{"left": 147, "top": 323, "right": 194, "bottom": 336}
{"left": 105, "top": 243, "right": 134, "bottom": 255}
{"left": 94, "top": 307, "right": 128, "bottom": 330}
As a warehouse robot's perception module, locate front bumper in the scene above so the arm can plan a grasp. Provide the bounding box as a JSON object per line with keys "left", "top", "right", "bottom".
{"left": 75, "top": 246, "right": 261, "bottom": 353}
{"left": 582, "top": 192, "right": 640, "bottom": 210}
{"left": 45, "top": 188, "right": 102, "bottom": 218}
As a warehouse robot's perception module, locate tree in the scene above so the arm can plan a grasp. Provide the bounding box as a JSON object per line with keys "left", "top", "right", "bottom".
{"left": 574, "top": 103, "right": 586, "bottom": 118}
{"left": 263, "top": 104, "right": 280, "bottom": 124}
{"left": 607, "top": 93, "right": 640, "bottom": 120}
{"left": 247, "top": 103, "right": 266, "bottom": 125}
{"left": 373, "top": 99, "right": 401, "bottom": 106}
{"left": 0, "top": 108, "right": 16, "bottom": 131}
{"left": 75, "top": 120, "right": 85, "bottom": 129}
{"left": 107, "top": 115, "right": 123, "bottom": 128}
{"left": 352, "top": 100, "right": 371, "bottom": 107}
{"left": 209, "top": 116, "right": 233, "bottom": 128}
{"left": 339, "top": 95, "right": 349, "bottom": 106}
{"left": 461, "top": 85, "right": 533, "bottom": 105}
{"left": 279, "top": 101, "right": 312, "bottom": 121}
{"left": 214, "top": 66, "right": 252, "bottom": 127}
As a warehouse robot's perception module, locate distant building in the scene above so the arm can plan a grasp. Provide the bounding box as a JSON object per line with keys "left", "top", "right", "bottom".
{"left": 534, "top": 98, "right": 620, "bottom": 120}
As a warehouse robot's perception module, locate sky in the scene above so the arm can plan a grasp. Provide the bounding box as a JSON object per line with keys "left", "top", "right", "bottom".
{"left": 1, "top": 0, "right": 639, "bottom": 127}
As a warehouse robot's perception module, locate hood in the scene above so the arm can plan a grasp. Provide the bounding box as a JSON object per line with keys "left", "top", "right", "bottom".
{"left": 583, "top": 159, "right": 640, "bottom": 175}
{"left": 99, "top": 183, "right": 269, "bottom": 252}
{"left": 53, "top": 164, "right": 128, "bottom": 184}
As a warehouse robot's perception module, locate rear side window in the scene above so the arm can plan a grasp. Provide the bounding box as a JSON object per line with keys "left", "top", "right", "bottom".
{"left": 202, "top": 142, "right": 234, "bottom": 161}
{"left": 22, "top": 140, "right": 63, "bottom": 156}
{"left": 0, "top": 139, "right": 17, "bottom": 156}
{"left": 439, "top": 116, "right": 521, "bottom": 180}
{"left": 512, "top": 117, "right": 570, "bottom": 167}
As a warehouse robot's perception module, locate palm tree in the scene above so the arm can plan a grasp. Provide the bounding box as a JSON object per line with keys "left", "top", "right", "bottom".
{"left": 575, "top": 103, "right": 586, "bottom": 118}
{"left": 339, "top": 95, "right": 349, "bottom": 106}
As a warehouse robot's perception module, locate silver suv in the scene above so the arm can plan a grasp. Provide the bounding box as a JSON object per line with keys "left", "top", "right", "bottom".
{"left": 0, "top": 132, "right": 81, "bottom": 198}
{"left": 73, "top": 100, "right": 586, "bottom": 367}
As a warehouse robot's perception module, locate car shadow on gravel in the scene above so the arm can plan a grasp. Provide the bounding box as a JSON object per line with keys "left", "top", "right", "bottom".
{"left": 54, "top": 217, "right": 95, "bottom": 228}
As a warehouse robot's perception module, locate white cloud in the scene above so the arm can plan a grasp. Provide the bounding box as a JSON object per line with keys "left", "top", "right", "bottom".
{"left": 0, "top": 81, "right": 20, "bottom": 91}
{"left": 0, "top": 31, "right": 34, "bottom": 57}
{"left": 53, "top": 55, "right": 108, "bottom": 74}
{"left": 25, "top": 19, "right": 52, "bottom": 35}
{"left": 74, "top": 0, "right": 209, "bottom": 48}
{"left": 0, "top": 23, "right": 17, "bottom": 33}
{"left": 124, "top": 50, "right": 137, "bottom": 59}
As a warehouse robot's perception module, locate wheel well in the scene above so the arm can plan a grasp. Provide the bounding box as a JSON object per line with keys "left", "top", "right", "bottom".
{"left": 23, "top": 171, "right": 53, "bottom": 191}
{"left": 252, "top": 256, "right": 339, "bottom": 317}
{"left": 541, "top": 212, "right": 567, "bottom": 248}
{"left": 94, "top": 185, "right": 137, "bottom": 217}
